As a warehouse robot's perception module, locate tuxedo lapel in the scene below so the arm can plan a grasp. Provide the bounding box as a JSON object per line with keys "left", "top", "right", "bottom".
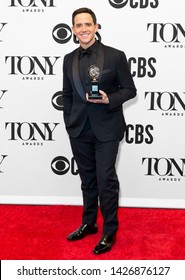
{"left": 96, "top": 43, "right": 104, "bottom": 82}
{"left": 72, "top": 49, "right": 86, "bottom": 101}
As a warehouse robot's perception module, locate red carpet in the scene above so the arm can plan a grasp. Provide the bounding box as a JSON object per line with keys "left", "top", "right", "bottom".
{"left": 0, "top": 205, "right": 185, "bottom": 260}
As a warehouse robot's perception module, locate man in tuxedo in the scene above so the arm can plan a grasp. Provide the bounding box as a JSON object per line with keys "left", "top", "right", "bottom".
{"left": 62, "top": 7, "right": 136, "bottom": 254}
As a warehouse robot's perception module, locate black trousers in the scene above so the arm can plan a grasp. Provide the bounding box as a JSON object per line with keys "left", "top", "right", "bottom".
{"left": 70, "top": 126, "right": 120, "bottom": 236}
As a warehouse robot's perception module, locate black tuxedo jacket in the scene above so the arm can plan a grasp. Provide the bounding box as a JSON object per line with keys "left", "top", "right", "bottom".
{"left": 62, "top": 41, "right": 136, "bottom": 142}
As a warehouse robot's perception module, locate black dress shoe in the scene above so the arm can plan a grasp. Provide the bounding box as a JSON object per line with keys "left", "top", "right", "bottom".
{"left": 93, "top": 235, "right": 116, "bottom": 254}
{"left": 67, "top": 224, "right": 98, "bottom": 241}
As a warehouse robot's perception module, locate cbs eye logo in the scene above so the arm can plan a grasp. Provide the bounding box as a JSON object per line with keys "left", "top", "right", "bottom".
{"left": 108, "top": 0, "right": 127, "bottom": 8}
{"left": 51, "top": 156, "right": 78, "bottom": 175}
{"left": 52, "top": 24, "right": 72, "bottom": 44}
{"left": 52, "top": 91, "right": 63, "bottom": 111}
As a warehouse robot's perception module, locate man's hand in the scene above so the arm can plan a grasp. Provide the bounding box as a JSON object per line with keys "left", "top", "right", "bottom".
{"left": 86, "top": 90, "right": 109, "bottom": 104}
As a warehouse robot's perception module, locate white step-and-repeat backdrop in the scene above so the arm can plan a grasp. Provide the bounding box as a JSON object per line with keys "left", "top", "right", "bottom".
{"left": 0, "top": 0, "right": 185, "bottom": 208}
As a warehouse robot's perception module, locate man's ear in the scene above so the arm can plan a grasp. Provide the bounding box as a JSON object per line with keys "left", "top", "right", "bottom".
{"left": 95, "top": 23, "right": 99, "bottom": 33}
{"left": 72, "top": 26, "right": 76, "bottom": 36}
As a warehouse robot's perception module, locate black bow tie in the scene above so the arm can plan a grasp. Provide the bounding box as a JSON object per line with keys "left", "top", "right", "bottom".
{"left": 80, "top": 48, "right": 92, "bottom": 57}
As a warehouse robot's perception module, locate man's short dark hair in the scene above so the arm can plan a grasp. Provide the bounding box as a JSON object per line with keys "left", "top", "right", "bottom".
{"left": 72, "top": 7, "right": 97, "bottom": 26}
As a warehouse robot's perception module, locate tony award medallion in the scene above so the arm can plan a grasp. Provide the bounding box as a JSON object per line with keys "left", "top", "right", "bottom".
{"left": 88, "top": 65, "right": 102, "bottom": 99}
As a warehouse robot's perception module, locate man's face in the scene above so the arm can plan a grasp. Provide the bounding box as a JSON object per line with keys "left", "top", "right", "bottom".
{"left": 72, "top": 13, "right": 98, "bottom": 49}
